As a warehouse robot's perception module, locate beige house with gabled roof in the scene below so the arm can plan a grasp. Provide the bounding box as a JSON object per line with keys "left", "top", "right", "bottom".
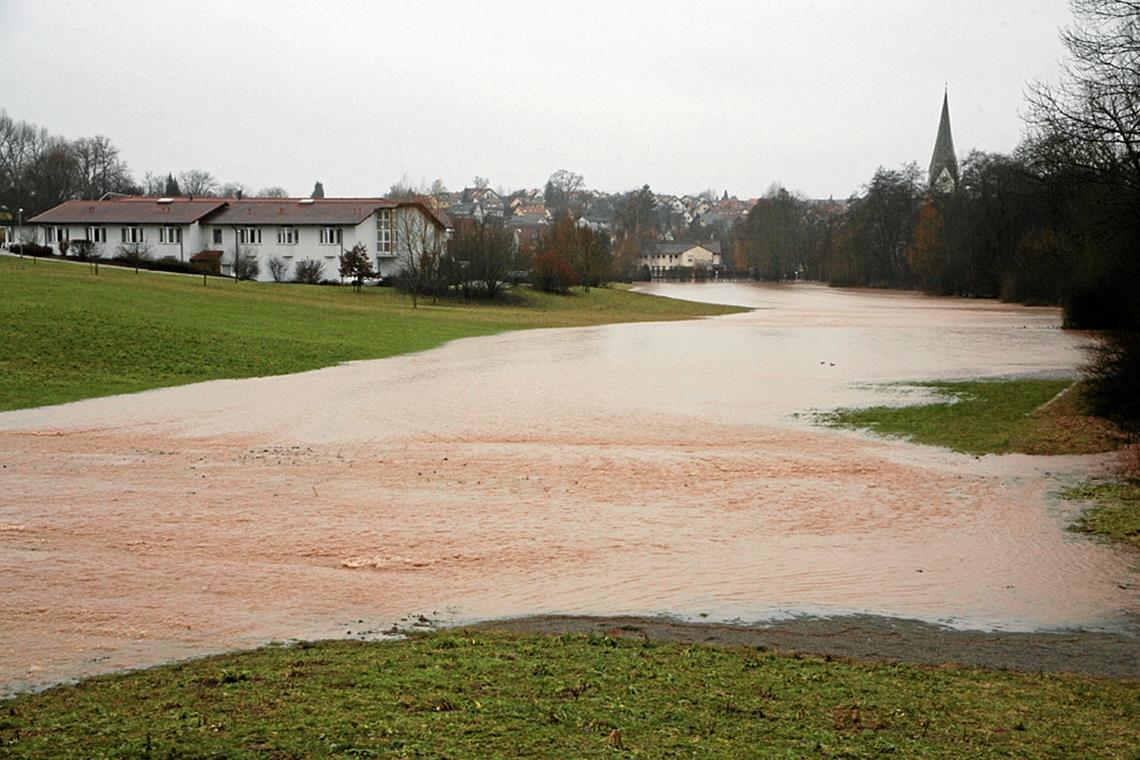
{"left": 640, "top": 241, "right": 722, "bottom": 276}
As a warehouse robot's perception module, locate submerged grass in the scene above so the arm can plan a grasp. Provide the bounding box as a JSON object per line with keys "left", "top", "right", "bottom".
{"left": 827, "top": 377, "right": 1138, "bottom": 548}
{"left": 824, "top": 378, "right": 1122, "bottom": 456}
{"left": 0, "top": 257, "right": 742, "bottom": 411}
{"left": 2, "top": 631, "right": 1137, "bottom": 758}
{"left": 1064, "top": 480, "right": 1140, "bottom": 549}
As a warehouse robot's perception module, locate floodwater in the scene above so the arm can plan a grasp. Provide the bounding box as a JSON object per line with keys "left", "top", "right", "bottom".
{"left": 0, "top": 282, "right": 1135, "bottom": 694}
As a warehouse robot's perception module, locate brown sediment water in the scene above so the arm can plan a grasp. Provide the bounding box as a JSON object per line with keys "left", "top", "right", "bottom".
{"left": 0, "top": 282, "right": 1134, "bottom": 694}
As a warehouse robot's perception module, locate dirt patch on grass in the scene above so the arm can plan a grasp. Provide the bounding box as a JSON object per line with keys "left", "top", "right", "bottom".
{"left": 478, "top": 614, "right": 1140, "bottom": 679}
{"left": 1019, "top": 382, "right": 1126, "bottom": 455}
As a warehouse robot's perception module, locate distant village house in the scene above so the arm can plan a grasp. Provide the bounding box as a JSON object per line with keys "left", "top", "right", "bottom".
{"left": 640, "top": 241, "right": 722, "bottom": 276}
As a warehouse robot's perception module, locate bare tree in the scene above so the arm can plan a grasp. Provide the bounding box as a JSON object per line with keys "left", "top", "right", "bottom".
{"left": 389, "top": 173, "right": 426, "bottom": 200}
{"left": 545, "top": 169, "right": 585, "bottom": 214}
{"left": 267, "top": 256, "right": 290, "bottom": 282}
{"left": 218, "top": 181, "right": 248, "bottom": 198}
{"left": 117, "top": 240, "right": 152, "bottom": 273}
{"left": 26, "top": 137, "right": 80, "bottom": 208}
{"left": 256, "top": 186, "right": 289, "bottom": 198}
{"left": 141, "top": 172, "right": 165, "bottom": 196}
{"left": 230, "top": 245, "right": 260, "bottom": 280}
{"left": 179, "top": 169, "right": 219, "bottom": 197}
{"left": 0, "top": 113, "right": 51, "bottom": 212}
{"left": 1026, "top": 0, "right": 1140, "bottom": 190}
{"left": 73, "top": 135, "right": 132, "bottom": 199}
{"left": 448, "top": 220, "right": 515, "bottom": 299}
{"left": 396, "top": 209, "right": 445, "bottom": 308}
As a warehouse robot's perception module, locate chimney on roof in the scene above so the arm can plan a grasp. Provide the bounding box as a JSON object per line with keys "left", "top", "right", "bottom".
{"left": 236, "top": 189, "right": 243, "bottom": 200}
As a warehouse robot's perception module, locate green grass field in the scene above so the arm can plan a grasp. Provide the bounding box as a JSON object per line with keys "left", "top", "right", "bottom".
{"left": 3, "top": 631, "right": 1136, "bottom": 759}
{"left": 824, "top": 379, "right": 1122, "bottom": 456}
{"left": 0, "top": 257, "right": 742, "bottom": 411}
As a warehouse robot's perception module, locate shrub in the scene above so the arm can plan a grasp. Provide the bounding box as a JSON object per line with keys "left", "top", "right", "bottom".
{"left": 116, "top": 241, "right": 153, "bottom": 271}
{"left": 531, "top": 250, "right": 576, "bottom": 294}
{"left": 233, "top": 251, "right": 260, "bottom": 281}
{"left": 293, "top": 258, "right": 324, "bottom": 284}
{"left": 10, "top": 242, "right": 53, "bottom": 257}
{"left": 267, "top": 256, "right": 289, "bottom": 282}
{"left": 150, "top": 256, "right": 196, "bottom": 274}
{"left": 1084, "top": 330, "right": 1140, "bottom": 436}
{"left": 69, "top": 239, "right": 98, "bottom": 261}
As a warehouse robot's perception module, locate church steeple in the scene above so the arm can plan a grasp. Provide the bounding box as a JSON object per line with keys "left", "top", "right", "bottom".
{"left": 928, "top": 89, "right": 958, "bottom": 192}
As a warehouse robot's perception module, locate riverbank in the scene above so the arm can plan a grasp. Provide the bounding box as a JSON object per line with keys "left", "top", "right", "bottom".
{"left": 2, "top": 626, "right": 1136, "bottom": 758}
{"left": 478, "top": 613, "right": 1140, "bottom": 679}
{"left": 824, "top": 378, "right": 1123, "bottom": 456}
{"left": 0, "top": 256, "right": 742, "bottom": 411}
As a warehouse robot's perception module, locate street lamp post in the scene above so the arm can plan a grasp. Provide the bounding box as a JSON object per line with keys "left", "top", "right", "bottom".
{"left": 17, "top": 208, "right": 24, "bottom": 259}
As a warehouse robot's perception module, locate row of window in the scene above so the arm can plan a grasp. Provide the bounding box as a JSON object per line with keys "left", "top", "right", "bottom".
{"left": 47, "top": 226, "right": 354, "bottom": 247}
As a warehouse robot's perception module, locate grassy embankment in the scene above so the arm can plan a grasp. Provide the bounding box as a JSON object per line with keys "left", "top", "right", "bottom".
{"left": 826, "top": 379, "right": 1139, "bottom": 547}
{"left": 4, "top": 631, "right": 1137, "bottom": 758}
{"left": 0, "top": 256, "right": 742, "bottom": 411}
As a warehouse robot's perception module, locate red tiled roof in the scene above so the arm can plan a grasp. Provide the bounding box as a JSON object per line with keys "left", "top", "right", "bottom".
{"left": 29, "top": 196, "right": 451, "bottom": 230}
{"left": 206, "top": 198, "right": 399, "bottom": 226}
{"left": 190, "top": 250, "right": 224, "bottom": 262}
{"left": 28, "top": 197, "right": 226, "bottom": 225}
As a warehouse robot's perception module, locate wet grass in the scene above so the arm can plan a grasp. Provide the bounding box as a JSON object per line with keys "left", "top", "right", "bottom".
{"left": 1064, "top": 481, "right": 1140, "bottom": 549}
{"left": 824, "top": 378, "right": 1123, "bottom": 456}
{"left": 2, "top": 631, "right": 1136, "bottom": 758}
{"left": 0, "top": 257, "right": 742, "bottom": 411}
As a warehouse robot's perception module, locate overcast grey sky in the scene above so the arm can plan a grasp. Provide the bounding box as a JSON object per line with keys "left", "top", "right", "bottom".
{"left": 1, "top": 0, "right": 1074, "bottom": 199}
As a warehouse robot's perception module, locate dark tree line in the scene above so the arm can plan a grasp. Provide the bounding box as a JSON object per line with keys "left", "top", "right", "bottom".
{"left": 729, "top": 1, "right": 1138, "bottom": 429}
{"left": 0, "top": 111, "right": 290, "bottom": 227}
{"left": 0, "top": 113, "right": 138, "bottom": 218}
{"left": 733, "top": 0, "right": 1136, "bottom": 317}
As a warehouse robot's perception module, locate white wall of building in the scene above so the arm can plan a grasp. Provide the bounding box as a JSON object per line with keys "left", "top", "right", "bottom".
{"left": 24, "top": 206, "right": 445, "bottom": 283}
{"left": 640, "top": 244, "right": 721, "bottom": 274}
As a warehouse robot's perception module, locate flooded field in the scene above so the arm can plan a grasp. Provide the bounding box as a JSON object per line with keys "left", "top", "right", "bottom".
{"left": 0, "top": 282, "right": 1134, "bottom": 693}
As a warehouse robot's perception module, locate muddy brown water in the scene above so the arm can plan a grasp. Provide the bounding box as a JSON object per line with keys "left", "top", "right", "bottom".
{"left": 0, "top": 282, "right": 1135, "bottom": 694}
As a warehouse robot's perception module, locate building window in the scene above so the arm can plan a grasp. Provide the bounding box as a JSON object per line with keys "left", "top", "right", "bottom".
{"left": 320, "top": 227, "right": 342, "bottom": 246}
{"left": 159, "top": 227, "right": 182, "bottom": 244}
{"left": 376, "top": 210, "right": 392, "bottom": 253}
{"left": 238, "top": 227, "right": 261, "bottom": 245}
{"left": 277, "top": 226, "right": 298, "bottom": 245}
{"left": 86, "top": 227, "right": 107, "bottom": 243}
{"left": 121, "top": 227, "right": 143, "bottom": 243}
{"left": 212, "top": 229, "right": 223, "bottom": 245}
{"left": 49, "top": 226, "right": 68, "bottom": 243}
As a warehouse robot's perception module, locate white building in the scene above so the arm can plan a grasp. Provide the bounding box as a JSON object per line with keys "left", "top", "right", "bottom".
{"left": 25, "top": 195, "right": 450, "bottom": 281}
